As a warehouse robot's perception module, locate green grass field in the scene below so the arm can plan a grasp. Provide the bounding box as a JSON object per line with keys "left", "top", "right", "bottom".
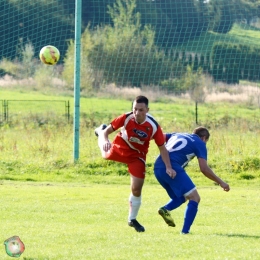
{"left": 0, "top": 181, "right": 259, "bottom": 260}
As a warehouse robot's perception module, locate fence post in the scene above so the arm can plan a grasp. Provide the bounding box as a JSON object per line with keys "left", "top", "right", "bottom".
{"left": 3, "top": 100, "right": 69, "bottom": 123}
{"left": 1, "top": 100, "right": 2, "bottom": 122}
{"left": 195, "top": 101, "right": 198, "bottom": 125}
{"left": 3, "top": 100, "right": 8, "bottom": 122}
{"left": 66, "top": 100, "right": 70, "bottom": 123}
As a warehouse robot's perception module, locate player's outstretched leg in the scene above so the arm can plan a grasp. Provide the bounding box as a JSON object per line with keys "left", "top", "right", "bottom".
{"left": 128, "top": 219, "right": 145, "bottom": 232}
{"left": 94, "top": 124, "right": 107, "bottom": 137}
{"left": 158, "top": 207, "right": 175, "bottom": 227}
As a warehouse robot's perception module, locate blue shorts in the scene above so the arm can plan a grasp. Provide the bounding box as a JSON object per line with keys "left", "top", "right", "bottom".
{"left": 154, "top": 163, "right": 196, "bottom": 198}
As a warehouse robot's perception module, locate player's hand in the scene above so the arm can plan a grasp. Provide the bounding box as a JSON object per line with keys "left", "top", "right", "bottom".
{"left": 103, "top": 141, "right": 111, "bottom": 152}
{"left": 220, "top": 181, "right": 230, "bottom": 192}
{"left": 166, "top": 168, "right": 176, "bottom": 179}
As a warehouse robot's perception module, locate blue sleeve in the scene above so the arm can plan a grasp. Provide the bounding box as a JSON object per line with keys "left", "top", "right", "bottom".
{"left": 195, "top": 141, "right": 207, "bottom": 160}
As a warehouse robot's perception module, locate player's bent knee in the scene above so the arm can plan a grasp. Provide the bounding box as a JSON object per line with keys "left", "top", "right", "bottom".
{"left": 186, "top": 190, "right": 200, "bottom": 203}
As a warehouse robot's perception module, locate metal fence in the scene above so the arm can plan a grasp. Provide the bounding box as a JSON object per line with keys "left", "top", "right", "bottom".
{"left": 0, "top": 100, "right": 70, "bottom": 123}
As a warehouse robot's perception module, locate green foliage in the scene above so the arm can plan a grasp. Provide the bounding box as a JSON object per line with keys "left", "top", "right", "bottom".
{"left": 0, "top": 0, "right": 74, "bottom": 61}
{"left": 62, "top": 35, "right": 96, "bottom": 91}
{"left": 211, "top": 41, "right": 260, "bottom": 84}
{"left": 80, "top": 0, "right": 176, "bottom": 88}
{"left": 176, "top": 22, "right": 260, "bottom": 56}
{"left": 160, "top": 78, "right": 185, "bottom": 94}
{"left": 0, "top": 58, "right": 21, "bottom": 77}
{"left": 229, "top": 157, "right": 260, "bottom": 173}
{"left": 209, "top": 0, "right": 235, "bottom": 33}
{"left": 181, "top": 66, "right": 206, "bottom": 102}
{"left": 17, "top": 41, "right": 36, "bottom": 77}
{"left": 137, "top": 0, "right": 209, "bottom": 48}
{"left": 0, "top": 37, "right": 63, "bottom": 91}
{"left": 2, "top": 1, "right": 260, "bottom": 90}
{"left": 0, "top": 42, "right": 37, "bottom": 79}
{"left": 34, "top": 65, "right": 61, "bottom": 90}
{"left": 159, "top": 60, "right": 188, "bottom": 94}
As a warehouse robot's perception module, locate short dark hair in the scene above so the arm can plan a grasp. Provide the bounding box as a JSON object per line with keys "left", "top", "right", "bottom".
{"left": 135, "top": 95, "right": 149, "bottom": 107}
{"left": 193, "top": 126, "right": 210, "bottom": 140}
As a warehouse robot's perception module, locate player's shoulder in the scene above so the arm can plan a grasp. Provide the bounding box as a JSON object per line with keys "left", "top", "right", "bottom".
{"left": 112, "top": 112, "right": 133, "bottom": 127}
{"left": 146, "top": 113, "right": 160, "bottom": 126}
{"left": 166, "top": 132, "right": 189, "bottom": 138}
{"left": 146, "top": 113, "right": 156, "bottom": 120}
{"left": 184, "top": 133, "right": 204, "bottom": 144}
{"left": 117, "top": 111, "right": 133, "bottom": 121}
{"left": 125, "top": 111, "right": 133, "bottom": 116}
{"left": 166, "top": 132, "right": 197, "bottom": 142}
{"left": 190, "top": 133, "right": 204, "bottom": 143}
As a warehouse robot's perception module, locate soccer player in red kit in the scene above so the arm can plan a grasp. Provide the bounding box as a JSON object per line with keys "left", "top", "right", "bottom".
{"left": 95, "top": 95, "right": 176, "bottom": 232}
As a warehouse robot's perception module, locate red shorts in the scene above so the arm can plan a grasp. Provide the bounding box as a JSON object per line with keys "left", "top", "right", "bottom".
{"left": 105, "top": 143, "right": 146, "bottom": 179}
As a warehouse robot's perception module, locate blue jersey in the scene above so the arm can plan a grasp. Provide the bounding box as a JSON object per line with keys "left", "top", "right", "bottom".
{"left": 154, "top": 133, "right": 207, "bottom": 168}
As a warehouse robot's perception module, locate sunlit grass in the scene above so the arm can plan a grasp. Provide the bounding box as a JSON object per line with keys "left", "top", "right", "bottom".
{"left": 0, "top": 182, "right": 259, "bottom": 260}
{"left": 1, "top": 123, "right": 260, "bottom": 185}
{"left": 181, "top": 22, "right": 260, "bottom": 53}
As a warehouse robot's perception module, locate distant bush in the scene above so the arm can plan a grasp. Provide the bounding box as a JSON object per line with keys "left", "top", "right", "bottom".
{"left": 229, "top": 157, "right": 260, "bottom": 173}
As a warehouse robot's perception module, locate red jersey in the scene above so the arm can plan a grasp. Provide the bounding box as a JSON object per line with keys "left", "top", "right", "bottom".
{"left": 110, "top": 112, "right": 165, "bottom": 156}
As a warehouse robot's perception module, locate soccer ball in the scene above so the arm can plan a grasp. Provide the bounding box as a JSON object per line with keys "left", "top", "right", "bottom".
{"left": 4, "top": 236, "right": 25, "bottom": 257}
{"left": 39, "top": 45, "right": 60, "bottom": 65}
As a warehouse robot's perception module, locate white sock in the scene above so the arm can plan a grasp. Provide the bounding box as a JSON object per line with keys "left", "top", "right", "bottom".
{"left": 128, "top": 194, "right": 141, "bottom": 221}
{"left": 97, "top": 133, "right": 109, "bottom": 158}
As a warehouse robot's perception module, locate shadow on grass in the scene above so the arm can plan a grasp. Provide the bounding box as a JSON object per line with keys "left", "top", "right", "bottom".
{"left": 216, "top": 233, "right": 260, "bottom": 239}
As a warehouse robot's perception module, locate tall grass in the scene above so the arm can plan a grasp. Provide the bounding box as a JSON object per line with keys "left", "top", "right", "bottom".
{"left": 1, "top": 82, "right": 260, "bottom": 185}
{"left": 1, "top": 100, "right": 260, "bottom": 184}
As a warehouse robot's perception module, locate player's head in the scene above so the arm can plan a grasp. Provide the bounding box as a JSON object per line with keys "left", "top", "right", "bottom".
{"left": 193, "top": 126, "right": 210, "bottom": 142}
{"left": 132, "top": 96, "right": 149, "bottom": 124}
{"left": 135, "top": 96, "right": 149, "bottom": 107}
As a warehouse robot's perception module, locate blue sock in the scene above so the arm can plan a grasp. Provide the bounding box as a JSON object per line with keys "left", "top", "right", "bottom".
{"left": 182, "top": 200, "right": 198, "bottom": 234}
{"left": 164, "top": 196, "right": 185, "bottom": 211}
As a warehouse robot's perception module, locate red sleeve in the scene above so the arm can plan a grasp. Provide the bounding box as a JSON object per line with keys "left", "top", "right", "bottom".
{"left": 110, "top": 114, "right": 126, "bottom": 131}
{"left": 153, "top": 125, "right": 165, "bottom": 147}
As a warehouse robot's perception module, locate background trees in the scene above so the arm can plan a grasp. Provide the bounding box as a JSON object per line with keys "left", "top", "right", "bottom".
{"left": 1, "top": 0, "right": 259, "bottom": 61}
{"left": 1, "top": 0, "right": 260, "bottom": 89}
{"left": 0, "top": 0, "right": 74, "bottom": 60}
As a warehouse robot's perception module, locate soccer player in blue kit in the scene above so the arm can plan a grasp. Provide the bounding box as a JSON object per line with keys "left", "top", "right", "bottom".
{"left": 154, "top": 126, "right": 230, "bottom": 234}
